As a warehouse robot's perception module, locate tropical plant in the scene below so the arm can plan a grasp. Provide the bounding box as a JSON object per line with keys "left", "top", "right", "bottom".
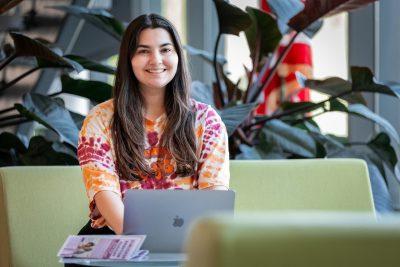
{"left": 189, "top": 0, "right": 400, "bottom": 211}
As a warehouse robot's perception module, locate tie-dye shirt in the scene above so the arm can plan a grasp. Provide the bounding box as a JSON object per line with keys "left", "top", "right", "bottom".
{"left": 77, "top": 99, "right": 230, "bottom": 228}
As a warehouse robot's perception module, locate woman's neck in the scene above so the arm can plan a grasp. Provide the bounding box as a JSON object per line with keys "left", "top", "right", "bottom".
{"left": 141, "top": 87, "right": 166, "bottom": 121}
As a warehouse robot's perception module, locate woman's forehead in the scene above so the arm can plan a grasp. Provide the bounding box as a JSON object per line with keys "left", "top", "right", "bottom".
{"left": 137, "top": 28, "right": 174, "bottom": 47}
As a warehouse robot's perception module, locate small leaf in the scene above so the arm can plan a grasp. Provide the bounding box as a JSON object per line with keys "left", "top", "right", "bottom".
{"left": 266, "top": 0, "right": 305, "bottom": 34}
{"left": 348, "top": 104, "right": 400, "bottom": 144}
{"left": 261, "top": 119, "right": 316, "bottom": 157}
{"left": 245, "top": 7, "right": 282, "bottom": 59}
{"left": 65, "top": 55, "right": 116, "bottom": 75}
{"left": 213, "top": 0, "right": 253, "bottom": 36}
{"left": 351, "top": 66, "right": 400, "bottom": 98}
{"left": 219, "top": 103, "right": 256, "bottom": 136}
{"left": 303, "top": 19, "right": 323, "bottom": 38}
{"left": 368, "top": 132, "right": 398, "bottom": 170}
{"left": 305, "top": 77, "right": 367, "bottom": 104}
{"left": 61, "top": 75, "right": 112, "bottom": 103}
{"left": 50, "top": 5, "right": 124, "bottom": 41}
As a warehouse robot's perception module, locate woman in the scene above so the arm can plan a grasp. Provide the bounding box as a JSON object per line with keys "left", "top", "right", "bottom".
{"left": 76, "top": 13, "right": 230, "bottom": 237}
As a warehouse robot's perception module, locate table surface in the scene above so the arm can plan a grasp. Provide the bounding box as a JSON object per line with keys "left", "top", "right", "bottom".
{"left": 60, "top": 253, "right": 186, "bottom": 267}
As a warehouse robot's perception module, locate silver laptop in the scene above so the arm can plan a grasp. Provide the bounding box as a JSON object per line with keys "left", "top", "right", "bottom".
{"left": 123, "top": 189, "right": 235, "bottom": 253}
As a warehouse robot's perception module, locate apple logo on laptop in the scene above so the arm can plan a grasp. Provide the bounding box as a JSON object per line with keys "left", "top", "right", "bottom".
{"left": 173, "top": 216, "right": 184, "bottom": 227}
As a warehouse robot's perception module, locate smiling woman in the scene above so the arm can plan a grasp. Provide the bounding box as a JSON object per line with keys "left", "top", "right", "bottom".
{"left": 72, "top": 13, "right": 230, "bottom": 250}
{"left": 131, "top": 28, "right": 179, "bottom": 98}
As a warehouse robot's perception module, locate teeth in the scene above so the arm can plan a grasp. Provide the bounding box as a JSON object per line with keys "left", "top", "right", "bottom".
{"left": 147, "top": 69, "right": 165, "bottom": 73}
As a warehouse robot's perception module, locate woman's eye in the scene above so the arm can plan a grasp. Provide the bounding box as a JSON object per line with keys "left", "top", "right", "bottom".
{"left": 161, "top": 48, "right": 172, "bottom": 53}
{"left": 137, "top": 50, "right": 149, "bottom": 54}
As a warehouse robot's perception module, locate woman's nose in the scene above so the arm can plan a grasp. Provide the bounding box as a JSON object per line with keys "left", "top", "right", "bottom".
{"left": 149, "top": 51, "right": 162, "bottom": 64}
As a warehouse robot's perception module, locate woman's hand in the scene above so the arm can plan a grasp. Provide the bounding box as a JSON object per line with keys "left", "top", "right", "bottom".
{"left": 94, "top": 191, "right": 124, "bottom": 234}
{"left": 203, "top": 185, "right": 228, "bottom": 190}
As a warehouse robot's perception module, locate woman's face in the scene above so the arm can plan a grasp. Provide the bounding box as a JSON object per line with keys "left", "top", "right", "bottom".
{"left": 131, "top": 28, "right": 179, "bottom": 92}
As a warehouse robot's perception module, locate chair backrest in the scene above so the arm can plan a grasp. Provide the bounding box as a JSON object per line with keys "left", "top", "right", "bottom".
{"left": 229, "top": 159, "right": 375, "bottom": 213}
{"left": 185, "top": 213, "right": 400, "bottom": 267}
{"left": 0, "top": 166, "right": 87, "bottom": 267}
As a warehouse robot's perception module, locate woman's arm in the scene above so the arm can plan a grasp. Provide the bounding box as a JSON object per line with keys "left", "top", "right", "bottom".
{"left": 94, "top": 191, "right": 124, "bottom": 235}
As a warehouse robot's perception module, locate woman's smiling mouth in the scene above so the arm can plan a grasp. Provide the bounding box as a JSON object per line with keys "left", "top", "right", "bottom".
{"left": 146, "top": 68, "right": 166, "bottom": 73}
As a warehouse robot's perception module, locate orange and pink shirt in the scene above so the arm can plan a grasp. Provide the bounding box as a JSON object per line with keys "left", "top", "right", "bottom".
{"left": 77, "top": 99, "right": 230, "bottom": 228}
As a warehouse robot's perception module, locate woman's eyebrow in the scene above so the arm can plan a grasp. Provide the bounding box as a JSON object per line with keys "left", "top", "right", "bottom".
{"left": 137, "top": 43, "right": 173, "bottom": 48}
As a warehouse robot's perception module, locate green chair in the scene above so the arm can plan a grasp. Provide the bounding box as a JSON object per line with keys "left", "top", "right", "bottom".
{"left": 229, "top": 159, "right": 375, "bottom": 212}
{"left": 0, "top": 166, "right": 87, "bottom": 267}
{"left": 185, "top": 212, "right": 400, "bottom": 267}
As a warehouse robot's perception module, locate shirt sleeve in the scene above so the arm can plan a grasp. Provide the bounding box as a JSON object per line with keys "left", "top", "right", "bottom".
{"left": 77, "top": 105, "right": 121, "bottom": 227}
{"left": 197, "top": 107, "right": 230, "bottom": 189}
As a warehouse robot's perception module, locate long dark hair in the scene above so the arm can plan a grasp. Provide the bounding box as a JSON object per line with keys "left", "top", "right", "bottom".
{"left": 112, "top": 14, "right": 197, "bottom": 181}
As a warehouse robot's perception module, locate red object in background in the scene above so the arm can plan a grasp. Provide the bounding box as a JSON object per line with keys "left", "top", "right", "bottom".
{"left": 256, "top": 0, "right": 313, "bottom": 115}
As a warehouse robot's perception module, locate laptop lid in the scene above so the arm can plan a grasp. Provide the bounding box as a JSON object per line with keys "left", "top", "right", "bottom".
{"left": 123, "top": 189, "right": 235, "bottom": 253}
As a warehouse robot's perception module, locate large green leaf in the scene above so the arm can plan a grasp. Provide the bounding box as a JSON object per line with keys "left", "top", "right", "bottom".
{"left": 236, "top": 144, "right": 285, "bottom": 160}
{"left": 304, "top": 76, "right": 367, "bottom": 104}
{"left": 65, "top": 54, "right": 116, "bottom": 75}
{"left": 61, "top": 75, "right": 112, "bottom": 103}
{"left": 261, "top": 119, "right": 317, "bottom": 157}
{"left": 348, "top": 104, "right": 400, "bottom": 144}
{"left": 213, "top": 0, "right": 252, "bottom": 36}
{"left": 245, "top": 7, "right": 282, "bottom": 59}
{"left": 289, "top": 0, "right": 377, "bottom": 32}
{"left": 219, "top": 103, "right": 256, "bottom": 136}
{"left": 0, "top": 131, "right": 27, "bottom": 166}
{"left": 368, "top": 132, "right": 398, "bottom": 170}
{"left": 50, "top": 5, "right": 124, "bottom": 41}
{"left": 0, "top": 132, "right": 27, "bottom": 153}
{"left": 21, "top": 136, "right": 78, "bottom": 165}
{"left": 297, "top": 120, "right": 344, "bottom": 157}
{"left": 183, "top": 45, "right": 227, "bottom": 65}
{"left": 70, "top": 111, "right": 85, "bottom": 130}
{"left": 280, "top": 101, "right": 325, "bottom": 114}
{"left": 15, "top": 93, "right": 79, "bottom": 148}
{"left": 351, "top": 67, "right": 400, "bottom": 98}
{"left": 9, "top": 32, "right": 83, "bottom": 73}
{"left": 190, "top": 81, "right": 215, "bottom": 107}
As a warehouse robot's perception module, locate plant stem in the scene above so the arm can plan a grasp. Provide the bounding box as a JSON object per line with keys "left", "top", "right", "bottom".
{"left": 0, "top": 118, "right": 31, "bottom": 128}
{"left": 235, "top": 128, "right": 252, "bottom": 146}
{"left": 0, "top": 114, "right": 23, "bottom": 123}
{"left": 0, "top": 67, "right": 40, "bottom": 92}
{"left": 213, "top": 31, "right": 225, "bottom": 107}
{"left": 0, "top": 53, "right": 17, "bottom": 71}
{"left": 244, "top": 31, "right": 261, "bottom": 103}
{"left": 48, "top": 92, "right": 62, "bottom": 97}
{"left": 244, "top": 90, "right": 351, "bottom": 130}
{"left": 249, "top": 32, "right": 299, "bottom": 103}
{"left": 344, "top": 142, "right": 367, "bottom": 146}
{"left": 0, "top": 106, "right": 16, "bottom": 115}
